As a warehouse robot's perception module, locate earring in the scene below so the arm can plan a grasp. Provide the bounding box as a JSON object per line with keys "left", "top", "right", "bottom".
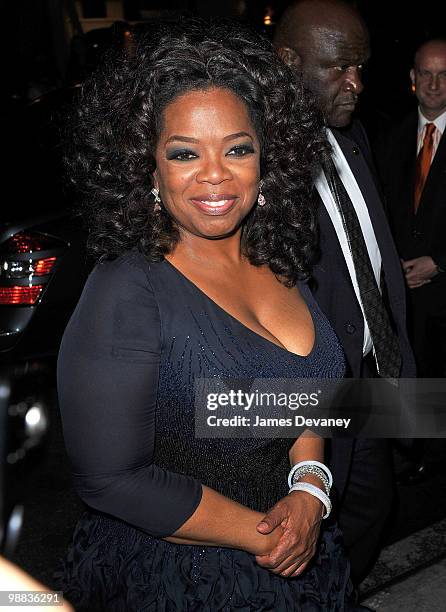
{"left": 257, "top": 185, "right": 266, "bottom": 207}
{"left": 411, "top": 83, "right": 416, "bottom": 93}
{"left": 151, "top": 187, "right": 161, "bottom": 212}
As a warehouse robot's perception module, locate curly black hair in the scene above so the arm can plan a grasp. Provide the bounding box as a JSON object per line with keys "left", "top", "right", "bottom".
{"left": 66, "top": 18, "right": 328, "bottom": 285}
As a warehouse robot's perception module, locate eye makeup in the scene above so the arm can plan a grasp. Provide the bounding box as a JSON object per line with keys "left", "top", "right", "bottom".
{"left": 166, "top": 148, "right": 197, "bottom": 161}
{"left": 227, "top": 143, "right": 256, "bottom": 156}
{"left": 165, "top": 143, "right": 256, "bottom": 161}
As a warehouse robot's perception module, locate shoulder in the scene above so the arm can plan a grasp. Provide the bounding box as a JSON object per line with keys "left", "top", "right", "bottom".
{"left": 65, "top": 250, "right": 164, "bottom": 352}
{"left": 83, "top": 249, "right": 167, "bottom": 309}
{"left": 332, "top": 121, "right": 382, "bottom": 180}
{"left": 338, "top": 119, "right": 370, "bottom": 152}
{"left": 330, "top": 121, "right": 373, "bottom": 166}
{"left": 88, "top": 249, "right": 155, "bottom": 288}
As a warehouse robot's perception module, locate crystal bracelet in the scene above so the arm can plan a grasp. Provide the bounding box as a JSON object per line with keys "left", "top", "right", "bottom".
{"left": 291, "top": 465, "right": 330, "bottom": 495}
{"left": 288, "top": 460, "right": 333, "bottom": 490}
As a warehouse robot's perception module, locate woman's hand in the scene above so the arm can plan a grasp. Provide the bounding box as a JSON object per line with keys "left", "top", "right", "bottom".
{"left": 254, "top": 489, "right": 323, "bottom": 577}
{"left": 248, "top": 517, "right": 285, "bottom": 557}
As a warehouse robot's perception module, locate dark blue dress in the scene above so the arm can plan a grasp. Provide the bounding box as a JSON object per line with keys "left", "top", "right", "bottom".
{"left": 57, "top": 250, "right": 361, "bottom": 611}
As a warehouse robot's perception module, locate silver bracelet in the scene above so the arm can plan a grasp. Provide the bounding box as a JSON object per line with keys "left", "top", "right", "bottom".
{"left": 288, "top": 482, "right": 332, "bottom": 519}
{"left": 288, "top": 460, "right": 333, "bottom": 489}
{"left": 291, "top": 465, "right": 330, "bottom": 495}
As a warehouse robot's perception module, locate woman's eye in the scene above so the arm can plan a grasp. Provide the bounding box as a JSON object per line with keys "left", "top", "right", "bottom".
{"left": 227, "top": 144, "right": 255, "bottom": 157}
{"left": 166, "top": 149, "right": 198, "bottom": 161}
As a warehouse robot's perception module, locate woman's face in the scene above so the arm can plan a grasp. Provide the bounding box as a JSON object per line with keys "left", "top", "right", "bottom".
{"left": 154, "top": 87, "right": 261, "bottom": 241}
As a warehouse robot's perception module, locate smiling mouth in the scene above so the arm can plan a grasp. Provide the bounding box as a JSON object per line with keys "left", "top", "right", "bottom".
{"left": 199, "top": 200, "right": 231, "bottom": 207}
{"left": 190, "top": 197, "right": 238, "bottom": 215}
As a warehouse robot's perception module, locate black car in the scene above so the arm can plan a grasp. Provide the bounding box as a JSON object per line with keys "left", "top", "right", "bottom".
{"left": 0, "top": 86, "right": 91, "bottom": 553}
{"left": 1, "top": 86, "right": 89, "bottom": 364}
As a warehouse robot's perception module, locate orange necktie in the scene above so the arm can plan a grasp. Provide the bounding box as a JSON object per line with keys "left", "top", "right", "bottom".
{"left": 414, "top": 122, "right": 436, "bottom": 213}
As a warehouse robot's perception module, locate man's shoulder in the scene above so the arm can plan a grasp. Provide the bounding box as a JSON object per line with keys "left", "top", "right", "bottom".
{"left": 332, "top": 119, "right": 370, "bottom": 153}
{"left": 331, "top": 119, "right": 380, "bottom": 175}
{"left": 334, "top": 118, "right": 364, "bottom": 137}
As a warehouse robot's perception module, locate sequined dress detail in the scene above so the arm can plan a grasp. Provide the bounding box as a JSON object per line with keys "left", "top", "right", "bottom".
{"left": 57, "top": 251, "right": 362, "bottom": 611}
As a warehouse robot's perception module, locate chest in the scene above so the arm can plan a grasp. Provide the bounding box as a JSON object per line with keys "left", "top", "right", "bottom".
{"left": 181, "top": 267, "right": 315, "bottom": 357}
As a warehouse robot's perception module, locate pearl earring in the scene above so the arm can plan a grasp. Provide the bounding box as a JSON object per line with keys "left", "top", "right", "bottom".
{"left": 151, "top": 187, "right": 161, "bottom": 212}
{"left": 258, "top": 186, "right": 266, "bottom": 207}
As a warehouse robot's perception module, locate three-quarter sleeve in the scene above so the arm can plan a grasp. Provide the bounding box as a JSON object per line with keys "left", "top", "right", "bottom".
{"left": 57, "top": 254, "right": 202, "bottom": 537}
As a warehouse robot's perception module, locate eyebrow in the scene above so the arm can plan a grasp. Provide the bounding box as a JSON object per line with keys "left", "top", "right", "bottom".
{"left": 165, "top": 135, "right": 198, "bottom": 144}
{"left": 165, "top": 131, "right": 253, "bottom": 145}
{"left": 223, "top": 131, "right": 253, "bottom": 142}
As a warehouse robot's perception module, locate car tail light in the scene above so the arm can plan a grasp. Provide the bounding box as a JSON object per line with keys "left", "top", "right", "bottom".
{"left": 0, "top": 232, "right": 65, "bottom": 305}
{"left": 3, "top": 233, "right": 47, "bottom": 254}
{"left": 0, "top": 286, "right": 44, "bottom": 305}
{"left": 34, "top": 257, "right": 57, "bottom": 275}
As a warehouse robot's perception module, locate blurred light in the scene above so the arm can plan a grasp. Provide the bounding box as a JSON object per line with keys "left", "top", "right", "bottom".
{"left": 0, "top": 384, "right": 9, "bottom": 399}
{"left": 2, "top": 232, "right": 43, "bottom": 254}
{"left": 1, "top": 257, "right": 57, "bottom": 280}
{"left": 34, "top": 257, "right": 57, "bottom": 276}
{"left": 0, "top": 231, "right": 62, "bottom": 255}
{"left": 0, "top": 285, "right": 43, "bottom": 305}
{"left": 0, "top": 232, "right": 63, "bottom": 305}
{"left": 25, "top": 406, "right": 41, "bottom": 427}
{"left": 264, "top": 6, "right": 274, "bottom": 26}
{"left": 25, "top": 403, "right": 48, "bottom": 439}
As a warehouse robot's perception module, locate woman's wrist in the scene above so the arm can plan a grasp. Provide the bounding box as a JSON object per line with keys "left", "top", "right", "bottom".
{"left": 288, "top": 486, "right": 324, "bottom": 519}
{"left": 237, "top": 509, "right": 281, "bottom": 556}
{"left": 247, "top": 515, "right": 283, "bottom": 556}
{"left": 287, "top": 458, "right": 332, "bottom": 519}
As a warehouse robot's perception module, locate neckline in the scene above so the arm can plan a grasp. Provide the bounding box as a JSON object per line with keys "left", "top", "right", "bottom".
{"left": 162, "top": 259, "right": 317, "bottom": 360}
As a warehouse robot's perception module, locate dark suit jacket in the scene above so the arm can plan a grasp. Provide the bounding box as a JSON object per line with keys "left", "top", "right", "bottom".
{"left": 378, "top": 110, "right": 446, "bottom": 312}
{"left": 310, "top": 121, "right": 416, "bottom": 500}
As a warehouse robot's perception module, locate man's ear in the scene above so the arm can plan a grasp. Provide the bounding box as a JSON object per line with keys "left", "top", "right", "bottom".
{"left": 409, "top": 68, "right": 415, "bottom": 86}
{"left": 277, "top": 46, "right": 302, "bottom": 69}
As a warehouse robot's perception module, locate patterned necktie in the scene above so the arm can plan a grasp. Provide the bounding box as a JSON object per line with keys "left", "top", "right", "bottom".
{"left": 414, "top": 122, "right": 436, "bottom": 213}
{"left": 323, "top": 155, "right": 402, "bottom": 378}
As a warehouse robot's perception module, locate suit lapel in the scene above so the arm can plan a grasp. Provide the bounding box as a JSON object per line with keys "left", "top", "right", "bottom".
{"left": 332, "top": 129, "right": 406, "bottom": 306}
{"left": 399, "top": 113, "right": 418, "bottom": 210}
{"left": 316, "top": 192, "right": 353, "bottom": 284}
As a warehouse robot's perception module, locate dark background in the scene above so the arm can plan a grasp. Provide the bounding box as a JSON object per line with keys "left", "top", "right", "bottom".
{"left": 2, "top": 0, "right": 446, "bottom": 118}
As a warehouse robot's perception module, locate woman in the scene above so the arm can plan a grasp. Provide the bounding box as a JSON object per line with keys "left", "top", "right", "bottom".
{"left": 57, "top": 19, "right": 363, "bottom": 611}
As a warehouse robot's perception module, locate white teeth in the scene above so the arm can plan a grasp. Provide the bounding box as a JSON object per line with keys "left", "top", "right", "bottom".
{"left": 201, "top": 200, "right": 227, "bottom": 207}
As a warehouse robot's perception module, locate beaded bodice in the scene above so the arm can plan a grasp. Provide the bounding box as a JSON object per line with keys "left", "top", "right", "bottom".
{"left": 151, "top": 261, "right": 345, "bottom": 513}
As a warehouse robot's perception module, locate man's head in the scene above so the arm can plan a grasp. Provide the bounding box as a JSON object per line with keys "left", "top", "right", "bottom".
{"left": 410, "top": 39, "right": 446, "bottom": 121}
{"left": 274, "top": 0, "right": 370, "bottom": 128}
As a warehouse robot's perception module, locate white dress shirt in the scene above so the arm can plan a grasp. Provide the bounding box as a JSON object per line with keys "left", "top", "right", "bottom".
{"left": 417, "top": 108, "right": 446, "bottom": 160}
{"left": 315, "top": 129, "right": 382, "bottom": 357}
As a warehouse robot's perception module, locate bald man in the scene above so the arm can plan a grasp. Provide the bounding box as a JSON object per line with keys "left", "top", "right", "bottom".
{"left": 376, "top": 39, "right": 446, "bottom": 490}
{"left": 379, "top": 39, "right": 446, "bottom": 377}
{"left": 272, "top": 0, "right": 415, "bottom": 582}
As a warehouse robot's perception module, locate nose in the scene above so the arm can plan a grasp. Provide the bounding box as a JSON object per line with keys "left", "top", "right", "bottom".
{"left": 195, "top": 153, "right": 232, "bottom": 184}
{"left": 429, "top": 75, "right": 439, "bottom": 91}
{"left": 344, "top": 67, "right": 364, "bottom": 96}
